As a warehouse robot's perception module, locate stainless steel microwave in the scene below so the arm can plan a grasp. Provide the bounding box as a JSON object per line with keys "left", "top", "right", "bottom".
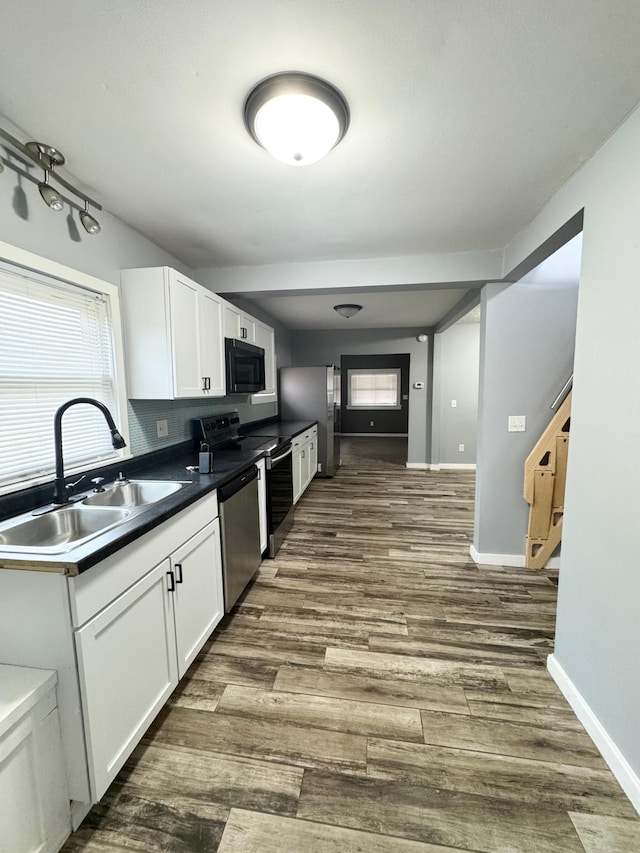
{"left": 225, "top": 338, "right": 266, "bottom": 393}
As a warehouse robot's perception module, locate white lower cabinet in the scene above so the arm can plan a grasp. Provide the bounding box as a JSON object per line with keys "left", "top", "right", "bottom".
{"left": 293, "top": 425, "right": 318, "bottom": 504}
{"left": 171, "top": 520, "right": 223, "bottom": 677}
{"left": 75, "top": 559, "right": 178, "bottom": 801}
{"left": 75, "top": 517, "right": 223, "bottom": 801}
{"left": 0, "top": 666, "right": 70, "bottom": 853}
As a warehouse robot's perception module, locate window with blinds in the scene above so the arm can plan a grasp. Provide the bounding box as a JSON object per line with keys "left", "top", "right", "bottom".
{"left": 347, "top": 368, "right": 401, "bottom": 409}
{"left": 0, "top": 264, "right": 122, "bottom": 490}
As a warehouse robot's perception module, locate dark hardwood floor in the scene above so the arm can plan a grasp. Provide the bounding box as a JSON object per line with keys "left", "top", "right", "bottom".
{"left": 63, "top": 441, "right": 640, "bottom": 852}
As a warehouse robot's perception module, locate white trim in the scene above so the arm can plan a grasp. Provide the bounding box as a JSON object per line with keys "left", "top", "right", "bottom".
{"left": 547, "top": 654, "right": 640, "bottom": 816}
{"left": 405, "top": 462, "right": 430, "bottom": 470}
{"left": 342, "top": 432, "right": 408, "bottom": 438}
{"left": 431, "top": 463, "right": 476, "bottom": 471}
{"left": 469, "top": 544, "right": 560, "bottom": 569}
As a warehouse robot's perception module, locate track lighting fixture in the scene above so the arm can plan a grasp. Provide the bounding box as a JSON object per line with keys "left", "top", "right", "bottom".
{"left": 38, "top": 170, "right": 64, "bottom": 211}
{"left": 0, "top": 126, "right": 102, "bottom": 235}
{"left": 79, "top": 199, "right": 101, "bottom": 234}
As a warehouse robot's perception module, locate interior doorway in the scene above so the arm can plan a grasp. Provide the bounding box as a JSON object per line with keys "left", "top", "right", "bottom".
{"left": 340, "top": 353, "right": 410, "bottom": 435}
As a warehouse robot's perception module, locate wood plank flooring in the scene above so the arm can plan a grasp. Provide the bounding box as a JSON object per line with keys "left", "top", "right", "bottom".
{"left": 62, "top": 447, "right": 640, "bottom": 852}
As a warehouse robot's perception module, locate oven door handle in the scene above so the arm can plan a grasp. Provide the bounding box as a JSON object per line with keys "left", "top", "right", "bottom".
{"left": 267, "top": 445, "right": 293, "bottom": 468}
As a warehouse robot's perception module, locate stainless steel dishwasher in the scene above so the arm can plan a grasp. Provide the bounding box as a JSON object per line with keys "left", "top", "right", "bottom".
{"left": 218, "top": 464, "right": 262, "bottom": 612}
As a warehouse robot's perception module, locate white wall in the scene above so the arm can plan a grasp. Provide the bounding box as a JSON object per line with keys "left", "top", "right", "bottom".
{"left": 503, "top": 105, "right": 640, "bottom": 808}
{"left": 431, "top": 322, "right": 479, "bottom": 466}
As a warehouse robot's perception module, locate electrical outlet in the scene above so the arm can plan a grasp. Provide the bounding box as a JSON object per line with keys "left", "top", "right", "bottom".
{"left": 451, "top": 399, "right": 457, "bottom": 407}
{"left": 369, "top": 420, "right": 374, "bottom": 427}
{"left": 156, "top": 419, "right": 169, "bottom": 438}
{"left": 459, "top": 443, "right": 465, "bottom": 452}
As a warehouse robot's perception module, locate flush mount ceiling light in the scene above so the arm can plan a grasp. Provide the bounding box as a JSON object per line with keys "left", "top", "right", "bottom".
{"left": 0, "top": 127, "right": 102, "bottom": 235}
{"left": 334, "top": 303, "right": 362, "bottom": 319}
{"left": 244, "top": 71, "right": 350, "bottom": 166}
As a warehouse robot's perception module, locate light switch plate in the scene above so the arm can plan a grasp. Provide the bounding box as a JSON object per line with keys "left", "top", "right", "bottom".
{"left": 451, "top": 399, "right": 457, "bottom": 407}
{"left": 156, "top": 419, "right": 169, "bottom": 438}
{"left": 508, "top": 415, "right": 526, "bottom": 432}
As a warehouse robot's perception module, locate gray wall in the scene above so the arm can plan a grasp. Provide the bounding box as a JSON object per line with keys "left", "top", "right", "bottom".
{"left": 503, "top": 103, "right": 640, "bottom": 790}
{"left": 432, "top": 322, "right": 480, "bottom": 465}
{"left": 291, "top": 328, "right": 432, "bottom": 465}
{"left": 473, "top": 279, "right": 578, "bottom": 557}
{"left": 0, "top": 115, "right": 278, "bottom": 460}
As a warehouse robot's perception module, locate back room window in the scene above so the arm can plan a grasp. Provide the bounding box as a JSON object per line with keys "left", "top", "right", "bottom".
{"left": 347, "top": 368, "right": 401, "bottom": 410}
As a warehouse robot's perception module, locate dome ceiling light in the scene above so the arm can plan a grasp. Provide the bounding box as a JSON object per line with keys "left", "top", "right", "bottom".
{"left": 334, "top": 303, "right": 362, "bottom": 319}
{"left": 244, "top": 72, "right": 350, "bottom": 166}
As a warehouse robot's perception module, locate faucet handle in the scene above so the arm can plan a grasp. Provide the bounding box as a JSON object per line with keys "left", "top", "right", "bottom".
{"left": 65, "top": 474, "right": 86, "bottom": 499}
{"left": 91, "top": 477, "right": 106, "bottom": 493}
{"left": 115, "top": 471, "right": 129, "bottom": 485}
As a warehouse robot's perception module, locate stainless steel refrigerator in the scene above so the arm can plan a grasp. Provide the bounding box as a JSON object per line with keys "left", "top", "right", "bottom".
{"left": 279, "top": 365, "right": 341, "bottom": 477}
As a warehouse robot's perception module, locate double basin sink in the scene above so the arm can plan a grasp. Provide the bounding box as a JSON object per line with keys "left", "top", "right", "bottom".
{"left": 0, "top": 480, "right": 189, "bottom": 554}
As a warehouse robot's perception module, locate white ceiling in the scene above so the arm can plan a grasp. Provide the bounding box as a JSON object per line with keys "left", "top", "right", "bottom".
{"left": 250, "top": 287, "right": 468, "bottom": 331}
{"left": 1, "top": 1, "right": 639, "bottom": 329}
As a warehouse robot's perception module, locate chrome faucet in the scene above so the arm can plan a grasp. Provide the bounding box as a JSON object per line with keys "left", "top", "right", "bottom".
{"left": 53, "top": 397, "right": 127, "bottom": 504}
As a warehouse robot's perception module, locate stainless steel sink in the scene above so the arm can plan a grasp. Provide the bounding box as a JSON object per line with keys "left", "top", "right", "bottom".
{"left": 0, "top": 506, "right": 132, "bottom": 553}
{"left": 82, "top": 479, "right": 186, "bottom": 508}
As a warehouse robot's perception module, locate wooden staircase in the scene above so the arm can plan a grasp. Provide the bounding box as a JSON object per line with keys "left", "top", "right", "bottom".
{"left": 523, "top": 392, "right": 571, "bottom": 569}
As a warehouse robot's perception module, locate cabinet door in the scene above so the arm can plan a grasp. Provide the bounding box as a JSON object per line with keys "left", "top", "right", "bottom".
{"left": 253, "top": 321, "right": 276, "bottom": 395}
{"left": 240, "top": 313, "right": 255, "bottom": 342}
{"left": 308, "top": 437, "right": 318, "bottom": 486}
{"left": 169, "top": 272, "right": 206, "bottom": 398}
{"left": 256, "top": 459, "right": 268, "bottom": 554}
{"left": 171, "top": 520, "right": 224, "bottom": 678}
{"left": 199, "top": 289, "right": 225, "bottom": 396}
{"left": 293, "top": 448, "right": 304, "bottom": 504}
{"left": 75, "top": 559, "right": 178, "bottom": 802}
{"left": 224, "top": 301, "right": 242, "bottom": 339}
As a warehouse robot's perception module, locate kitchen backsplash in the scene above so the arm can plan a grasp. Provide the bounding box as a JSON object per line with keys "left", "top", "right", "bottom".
{"left": 127, "top": 397, "right": 277, "bottom": 455}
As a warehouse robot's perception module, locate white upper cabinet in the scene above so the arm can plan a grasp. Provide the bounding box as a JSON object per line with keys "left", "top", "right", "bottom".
{"left": 224, "top": 302, "right": 255, "bottom": 343}
{"left": 121, "top": 267, "right": 224, "bottom": 399}
{"left": 253, "top": 320, "right": 276, "bottom": 397}
{"left": 222, "top": 298, "right": 277, "bottom": 401}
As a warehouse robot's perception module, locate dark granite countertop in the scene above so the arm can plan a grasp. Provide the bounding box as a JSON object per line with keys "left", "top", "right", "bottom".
{"left": 242, "top": 418, "right": 317, "bottom": 438}
{"left": 0, "top": 442, "right": 268, "bottom": 577}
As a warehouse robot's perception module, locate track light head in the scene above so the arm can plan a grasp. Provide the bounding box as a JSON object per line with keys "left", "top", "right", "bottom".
{"left": 38, "top": 171, "right": 64, "bottom": 211}
{"left": 80, "top": 201, "right": 101, "bottom": 234}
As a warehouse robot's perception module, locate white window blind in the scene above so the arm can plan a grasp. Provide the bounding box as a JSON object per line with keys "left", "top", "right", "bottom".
{"left": 347, "top": 368, "right": 401, "bottom": 409}
{"left": 0, "top": 265, "right": 121, "bottom": 489}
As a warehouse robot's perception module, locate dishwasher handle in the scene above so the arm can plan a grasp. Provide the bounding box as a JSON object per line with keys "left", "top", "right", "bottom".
{"left": 217, "top": 465, "right": 258, "bottom": 502}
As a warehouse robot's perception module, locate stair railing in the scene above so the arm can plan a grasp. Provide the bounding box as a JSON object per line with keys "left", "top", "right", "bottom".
{"left": 523, "top": 390, "right": 572, "bottom": 569}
